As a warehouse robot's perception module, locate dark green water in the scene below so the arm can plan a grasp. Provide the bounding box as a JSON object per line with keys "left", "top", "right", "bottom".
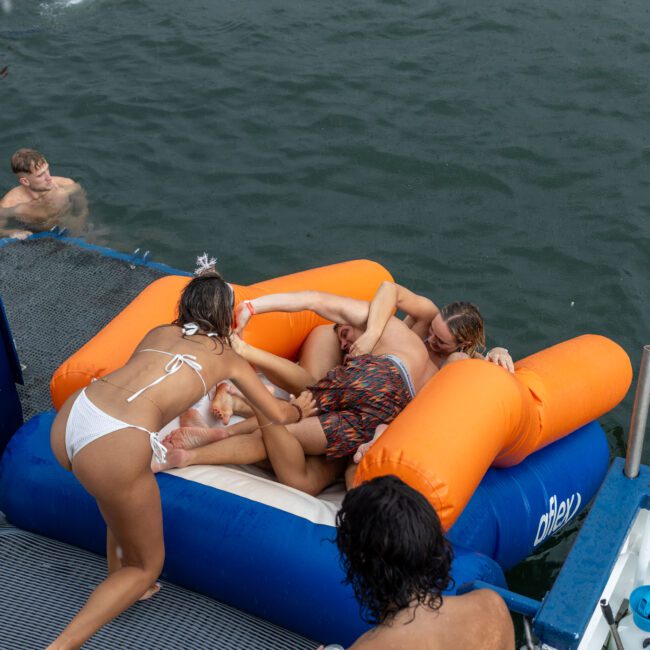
{"left": 2, "top": 0, "right": 649, "bottom": 635}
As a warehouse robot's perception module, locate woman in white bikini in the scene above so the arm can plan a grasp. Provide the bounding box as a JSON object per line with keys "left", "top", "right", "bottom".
{"left": 47, "top": 260, "right": 314, "bottom": 650}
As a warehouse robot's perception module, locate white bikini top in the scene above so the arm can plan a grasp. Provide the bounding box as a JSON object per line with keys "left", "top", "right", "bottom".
{"left": 125, "top": 322, "right": 217, "bottom": 403}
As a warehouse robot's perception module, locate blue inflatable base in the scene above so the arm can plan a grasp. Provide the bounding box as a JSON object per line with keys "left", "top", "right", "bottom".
{"left": 0, "top": 411, "right": 508, "bottom": 645}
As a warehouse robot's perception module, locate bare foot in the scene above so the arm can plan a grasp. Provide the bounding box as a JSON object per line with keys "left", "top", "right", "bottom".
{"left": 151, "top": 447, "right": 191, "bottom": 473}
{"left": 163, "top": 426, "right": 229, "bottom": 450}
{"left": 139, "top": 582, "right": 161, "bottom": 601}
{"left": 179, "top": 408, "right": 207, "bottom": 429}
{"left": 211, "top": 382, "right": 235, "bottom": 424}
{"left": 353, "top": 423, "right": 389, "bottom": 464}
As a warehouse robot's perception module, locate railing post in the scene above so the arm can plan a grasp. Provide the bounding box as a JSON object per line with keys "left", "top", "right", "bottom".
{"left": 624, "top": 345, "right": 650, "bottom": 479}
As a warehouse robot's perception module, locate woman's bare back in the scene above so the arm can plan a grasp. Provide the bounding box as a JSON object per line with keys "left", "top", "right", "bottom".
{"left": 84, "top": 325, "right": 239, "bottom": 431}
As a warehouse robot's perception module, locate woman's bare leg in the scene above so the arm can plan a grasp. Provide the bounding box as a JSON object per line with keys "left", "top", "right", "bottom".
{"left": 253, "top": 407, "right": 345, "bottom": 495}
{"left": 154, "top": 429, "right": 268, "bottom": 472}
{"left": 162, "top": 414, "right": 259, "bottom": 454}
{"left": 344, "top": 461, "right": 357, "bottom": 490}
{"left": 106, "top": 527, "right": 160, "bottom": 600}
{"left": 155, "top": 415, "right": 333, "bottom": 475}
{"left": 47, "top": 429, "right": 164, "bottom": 650}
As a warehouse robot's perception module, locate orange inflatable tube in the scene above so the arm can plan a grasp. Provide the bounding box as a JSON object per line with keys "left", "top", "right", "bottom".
{"left": 50, "top": 259, "right": 393, "bottom": 410}
{"left": 355, "top": 334, "right": 632, "bottom": 530}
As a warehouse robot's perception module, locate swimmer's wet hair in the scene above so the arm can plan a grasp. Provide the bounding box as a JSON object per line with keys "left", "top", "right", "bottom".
{"left": 11, "top": 148, "right": 47, "bottom": 175}
{"left": 174, "top": 267, "right": 233, "bottom": 346}
{"left": 335, "top": 475, "right": 453, "bottom": 626}
{"left": 441, "top": 301, "right": 486, "bottom": 358}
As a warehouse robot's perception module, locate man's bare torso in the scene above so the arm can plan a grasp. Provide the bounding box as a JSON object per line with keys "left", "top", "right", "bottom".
{"left": 0, "top": 177, "right": 87, "bottom": 234}
{"left": 371, "top": 317, "right": 438, "bottom": 392}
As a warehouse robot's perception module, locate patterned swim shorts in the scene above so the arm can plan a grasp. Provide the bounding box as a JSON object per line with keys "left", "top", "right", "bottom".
{"left": 308, "top": 354, "right": 414, "bottom": 459}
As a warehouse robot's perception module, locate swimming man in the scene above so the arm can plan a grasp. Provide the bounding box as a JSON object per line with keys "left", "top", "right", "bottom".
{"left": 0, "top": 148, "right": 88, "bottom": 238}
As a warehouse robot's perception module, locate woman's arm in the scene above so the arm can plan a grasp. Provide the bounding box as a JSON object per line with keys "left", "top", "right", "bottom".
{"left": 348, "top": 281, "right": 440, "bottom": 356}
{"left": 228, "top": 354, "right": 316, "bottom": 424}
{"left": 235, "top": 290, "right": 371, "bottom": 333}
{"left": 230, "top": 334, "right": 317, "bottom": 395}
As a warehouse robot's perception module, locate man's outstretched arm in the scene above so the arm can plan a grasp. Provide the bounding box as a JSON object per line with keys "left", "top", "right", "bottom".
{"left": 0, "top": 206, "right": 32, "bottom": 239}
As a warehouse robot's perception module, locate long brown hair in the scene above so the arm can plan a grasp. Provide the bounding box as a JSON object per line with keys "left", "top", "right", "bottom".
{"left": 440, "top": 301, "right": 485, "bottom": 358}
{"left": 173, "top": 269, "right": 233, "bottom": 346}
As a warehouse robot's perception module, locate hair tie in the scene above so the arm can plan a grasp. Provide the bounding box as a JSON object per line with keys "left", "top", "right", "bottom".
{"left": 194, "top": 253, "right": 217, "bottom": 276}
{"left": 182, "top": 322, "right": 199, "bottom": 336}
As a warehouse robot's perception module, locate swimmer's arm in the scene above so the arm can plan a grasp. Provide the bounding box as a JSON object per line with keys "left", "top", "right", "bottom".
{"left": 0, "top": 224, "right": 32, "bottom": 239}
{"left": 229, "top": 356, "right": 305, "bottom": 424}
{"left": 66, "top": 183, "right": 88, "bottom": 231}
{"left": 0, "top": 204, "right": 27, "bottom": 221}
{"left": 0, "top": 205, "right": 34, "bottom": 237}
{"left": 0, "top": 201, "right": 51, "bottom": 224}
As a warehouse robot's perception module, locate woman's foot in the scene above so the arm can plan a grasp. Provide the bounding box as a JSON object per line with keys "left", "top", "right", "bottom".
{"left": 211, "top": 382, "right": 259, "bottom": 421}
{"left": 211, "top": 383, "right": 235, "bottom": 424}
{"left": 151, "top": 448, "right": 191, "bottom": 473}
{"left": 179, "top": 408, "right": 207, "bottom": 429}
{"left": 353, "top": 423, "right": 389, "bottom": 464}
{"left": 163, "top": 425, "right": 228, "bottom": 450}
{"left": 138, "top": 582, "right": 161, "bottom": 601}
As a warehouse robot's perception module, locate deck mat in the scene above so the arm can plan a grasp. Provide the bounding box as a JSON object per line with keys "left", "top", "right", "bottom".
{"left": 0, "top": 237, "right": 175, "bottom": 420}
{"left": 0, "top": 515, "right": 316, "bottom": 650}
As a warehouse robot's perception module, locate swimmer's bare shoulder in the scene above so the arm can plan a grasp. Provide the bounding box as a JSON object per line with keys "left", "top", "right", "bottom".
{"left": 54, "top": 176, "right": 75, "bottom": 187}
{"left": 349, "top": 590, "right": 514, "bottom": 650}
{"left": 0, "top": 185, "right": 29, "bottom": 208}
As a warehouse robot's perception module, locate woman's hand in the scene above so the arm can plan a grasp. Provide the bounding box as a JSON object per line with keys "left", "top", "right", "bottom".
{"left": 234, "top": 301, "right": 254, "bottom": 335}
{"left": 291, "top": 390, "right": 318, "bottom": 420}
{"left": 486, "top": 347, "right": 515, "bottom": 373}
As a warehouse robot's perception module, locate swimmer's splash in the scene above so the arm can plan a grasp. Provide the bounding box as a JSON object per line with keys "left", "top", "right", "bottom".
{"left": 1, "top": 0, "right": 12, "bottom": 15}
{"left": 39, "top": 0, "right": 89, "bottom": 12}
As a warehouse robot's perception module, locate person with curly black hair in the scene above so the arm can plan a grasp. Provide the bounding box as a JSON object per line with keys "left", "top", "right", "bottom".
{"left": 325, "top": 475, "right": 514, "bottom": 649}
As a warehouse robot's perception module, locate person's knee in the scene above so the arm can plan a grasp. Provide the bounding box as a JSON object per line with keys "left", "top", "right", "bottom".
{"left": 122, "top": 544, "right": 164, "bottom": 579}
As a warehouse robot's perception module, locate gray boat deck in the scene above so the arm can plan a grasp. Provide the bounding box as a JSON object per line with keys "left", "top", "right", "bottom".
{"left": 0, "top": 235, "right": 317, "bottom": 649}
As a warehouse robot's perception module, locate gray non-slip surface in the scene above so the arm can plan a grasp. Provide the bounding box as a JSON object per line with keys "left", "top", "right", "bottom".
{"left": 0, "top": 515, "right": 316, "bottom": 650}
{"left": 0, "top": 237, "right": 173, "bottom": 420}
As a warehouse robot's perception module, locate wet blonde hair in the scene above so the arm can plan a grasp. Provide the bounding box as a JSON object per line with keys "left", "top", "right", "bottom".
{"left": 440, "top": 301, "right": 485, "bottom": 358}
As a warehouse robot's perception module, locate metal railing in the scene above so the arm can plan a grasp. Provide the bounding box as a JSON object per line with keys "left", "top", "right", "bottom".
{"left": 624, "top": 345, "right": 650, "bottom": 479}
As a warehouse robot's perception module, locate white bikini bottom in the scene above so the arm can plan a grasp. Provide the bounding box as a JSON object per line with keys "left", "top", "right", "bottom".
{"left": 65, "top": 389, "right": 167, "bottom": 464}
